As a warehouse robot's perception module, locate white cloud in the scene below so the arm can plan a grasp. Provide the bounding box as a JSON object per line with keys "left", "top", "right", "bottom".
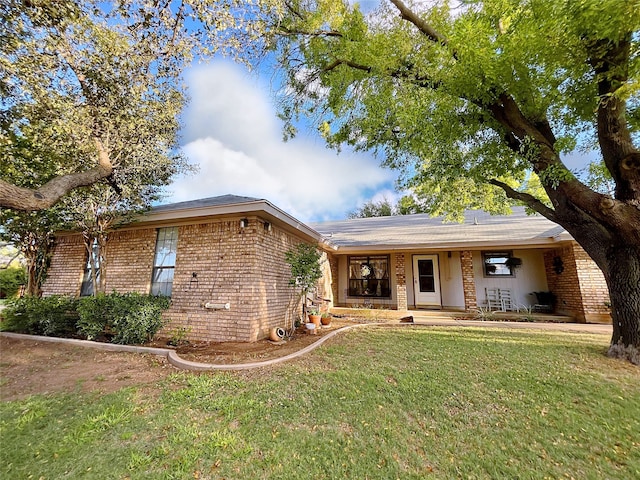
{"left": 168, "top": 62, "right": 396, "bottom": 222}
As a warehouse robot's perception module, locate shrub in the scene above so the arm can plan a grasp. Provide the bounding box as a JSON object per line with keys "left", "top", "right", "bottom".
{"left": 2, "top": 292, "right": 170, "bottom": 345}
{"left": 76, "top": 293, "right": 115, "bottom": 340}
{"left": 1, "top": 295, "right": 79, "bottom": 336}
{"left": 78, "top": 293, "right": 170, "bottom": 344}
{"left": 111, "top": 294, "right": 170, "bottom": 344}
{"left": 0, "top": 266, "right": 26, "bottom": 299}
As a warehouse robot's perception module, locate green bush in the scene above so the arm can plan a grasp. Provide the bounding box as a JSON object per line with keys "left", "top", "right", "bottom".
{"left": 76, "top": 293, "right": 114, "bottom": 340}
{"left": 1, "top": 295, "right": 79, "bottom": 336}
{"left": 78, "top": 293, "right": 170, "bottom": 344}
{"left": 0, "top": 266, "right": 26, "bottom": 299}
{"left": 2, "top": 293, "right": 170, "bottom": 345}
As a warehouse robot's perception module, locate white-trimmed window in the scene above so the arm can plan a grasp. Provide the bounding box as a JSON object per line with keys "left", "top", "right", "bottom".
{"left": 151, "top": 227, "right": 178, "bottom": 296}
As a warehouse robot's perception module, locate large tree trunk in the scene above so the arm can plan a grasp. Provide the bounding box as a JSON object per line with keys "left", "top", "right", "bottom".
{"left": 25, "top": 254, "right": 40, "bottom": 297}
{"left": 561, "top": 219, "right": 640, "bottom": 364}
{"left": 603, "top": 245, "right": 640, "bottom": 353}
{"left": 97, "top": 234, "right": 107, "bottom": 294}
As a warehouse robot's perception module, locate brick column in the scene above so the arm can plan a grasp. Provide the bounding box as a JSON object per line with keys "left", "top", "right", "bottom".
{"left": 395, "top": 253, "right": 408, "bottom": 311}
{"left": 328, "top": 253, "right": 339, "bottom": 308}
{"left": 460, "top": 250, "right": 477, "bottom": 311}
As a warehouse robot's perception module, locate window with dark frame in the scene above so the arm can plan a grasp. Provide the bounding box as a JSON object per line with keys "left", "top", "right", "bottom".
{"left": 482, "top": 251, "right": 514, "bottom": 277}
{"left": 348, "top": 255, "right": 390, "bottom": 297}
{"left": 80, "top": 240, "right": 100, "bottom": 297}
{"left": 151, "top": 227, "right": 178, "bottom": 296}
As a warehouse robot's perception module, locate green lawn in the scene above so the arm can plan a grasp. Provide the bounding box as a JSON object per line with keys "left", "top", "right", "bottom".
{"left": 1, "top": 327, "right": 638, "bottom": 479}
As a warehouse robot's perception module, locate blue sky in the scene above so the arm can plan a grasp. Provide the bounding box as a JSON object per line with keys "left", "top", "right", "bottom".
{"left": 166, "top": 61, "right": 399, "bottom": 223}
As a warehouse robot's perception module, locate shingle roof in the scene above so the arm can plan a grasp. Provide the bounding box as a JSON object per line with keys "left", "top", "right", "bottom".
{"left": 150, "top": 194, "right": 261, "bottom": 212}
{"left": 313, "top": 207, "right": 571, "bottom": 250}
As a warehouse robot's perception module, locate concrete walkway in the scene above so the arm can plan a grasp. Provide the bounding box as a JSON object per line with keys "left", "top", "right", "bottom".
{"left": 0, "top": 320, "right": 611, "bottom": 371}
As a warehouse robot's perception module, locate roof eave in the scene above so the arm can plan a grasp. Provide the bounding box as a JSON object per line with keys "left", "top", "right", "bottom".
{"left": 137, "top": 199, "right": 322, "bottom": 242}
{"left": 328, "top": 236, "right": 575, "bottom": 253}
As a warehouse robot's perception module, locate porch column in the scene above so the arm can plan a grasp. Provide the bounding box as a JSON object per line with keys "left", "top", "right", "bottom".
{"left": 460, "top": 250, "right": 477, "bottom": 311}
{"left": 328, "top": 253, "right": 339, "bottom": 308}
{"left": 395, "top": 253, "right": 408, "bottom": 311}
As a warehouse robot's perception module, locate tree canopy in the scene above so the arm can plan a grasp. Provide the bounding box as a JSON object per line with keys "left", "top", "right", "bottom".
{"left": 246, "top": 0, "right": 640, "bottom": 357}
{"left": 0, "top": 0, "right": 255, "bottom": 211}
{"left": 348, "top": 197, "right": 396, "bottom": 218}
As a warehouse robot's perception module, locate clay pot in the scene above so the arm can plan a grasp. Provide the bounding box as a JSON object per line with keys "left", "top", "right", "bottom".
{"left": 321, "top": 315, "right": 332, "bottom": 326}
{"left": 269, "top": 327, "right": 285, "bottom": 342}
{"left": 308, "top": 314, "right": 321, "bottom": 328}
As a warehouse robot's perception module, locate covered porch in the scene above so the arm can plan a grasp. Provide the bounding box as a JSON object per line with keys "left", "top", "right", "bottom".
{"left": 329, "top": 307, "right": 575, "bottom": 323}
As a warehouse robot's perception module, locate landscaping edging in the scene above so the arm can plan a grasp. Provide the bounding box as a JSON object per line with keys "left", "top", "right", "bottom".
{"left": 0, "top": 324, "right": 374, "bottom": 371}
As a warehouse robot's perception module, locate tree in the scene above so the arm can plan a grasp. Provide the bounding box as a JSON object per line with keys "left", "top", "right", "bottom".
{"left": 285, "top": 243, "right": 323, "bottom": 326}
{"left": 0, "top": 209, "right": 59, "bottom": 296}
{"left": 247, "top": 0, "right": 640, "bottom": 360}
{"left": 348, "top": 197, "right": 396, "bottom": 218}
{"left": 0, "top": 0, "right": 246, "bottom": 211}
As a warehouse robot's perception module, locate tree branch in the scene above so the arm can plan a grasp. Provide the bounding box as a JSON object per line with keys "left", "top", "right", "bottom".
{"left": 0, "top": 137, "right": 113, "bottom": 211}
{"left": 323, "top": 59, "right": 371, "bottom": 73}
{"left": 280, "top": 27, "right": 343, "bottom": 38}
{"left": 488, "top": 178, "right": 558, "bottom": 222}
{"left": 587, "top": 35, "right": 640, "bottom": 202}
{"left": 389, "top": 0, "right": 457, "bottom": 58}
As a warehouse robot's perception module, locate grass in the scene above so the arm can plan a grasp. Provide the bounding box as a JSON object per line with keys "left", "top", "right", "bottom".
{"left": 1, "top": 326, "right": 639, "bottom": 479}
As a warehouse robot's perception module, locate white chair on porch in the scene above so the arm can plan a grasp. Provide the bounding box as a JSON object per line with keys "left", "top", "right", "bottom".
{"left": 486, "top": 288, "right": 501, "bottom": 311}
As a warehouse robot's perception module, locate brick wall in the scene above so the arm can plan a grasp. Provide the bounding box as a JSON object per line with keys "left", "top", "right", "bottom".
{"left": 460, "top": 250, "right": 477, "bottom": 311}
{"left": 42, "top": 234, "right": 85, "bottom": 296}
{"left": 44, "top": 216, "right": 310, "bottom": 342}
{"left": 395, "top": 253, "right": 408, "bottom": 311}
{"left": 105, "top": 229, "right": 156, "bottom": 293}
{"left": 545, "top": 242, "right": 611, "bottom": 323}
{"left": 158, "top": 216, "right": 306, "bottom": 342}
{"left": 252, "top": 219, "right": 305, "bottom": 342}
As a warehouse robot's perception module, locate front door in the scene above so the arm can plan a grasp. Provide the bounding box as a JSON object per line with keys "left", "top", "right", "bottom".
{"left": 413, "top": 255, "right": 441, "bottom": 307}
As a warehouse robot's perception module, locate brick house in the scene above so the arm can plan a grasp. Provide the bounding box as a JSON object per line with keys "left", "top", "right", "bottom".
{"left": 42, "top": 196, "right": 611, "bottom": 343}
{"left": 43, "top": 195, "right": 324, "bottom": 342}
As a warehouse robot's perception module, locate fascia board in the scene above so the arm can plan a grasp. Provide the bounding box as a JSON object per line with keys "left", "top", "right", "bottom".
{"left": 328, "top": 237, "right": 572, "bottom": 254}
{"left": 137, "top": 199, "right": 322, "bottom": 243}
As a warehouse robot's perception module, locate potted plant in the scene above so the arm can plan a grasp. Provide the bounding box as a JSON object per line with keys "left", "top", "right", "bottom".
{"left": 321, "top": 312, "right": 332, "bottom": 326}
{"left": 308, "top": 309, "right": 321, "bottom": 328}
{"left": 505, "top": 257, "right": 523, "bottom": 269}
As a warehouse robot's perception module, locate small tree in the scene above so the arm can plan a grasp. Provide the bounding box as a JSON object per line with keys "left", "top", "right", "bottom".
{"left": 285, "top": 243, "right": 323, "bottom": 326}
{"left": 0, "top": 209, "right": 59, "bottom": 296}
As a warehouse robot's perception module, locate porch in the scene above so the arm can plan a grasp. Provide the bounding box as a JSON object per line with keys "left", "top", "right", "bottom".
{"left": 329, "top": 307, "right": 575, "bottom": 324}
{"left": 328, "top": 243, "right": 612, "bottom": 324}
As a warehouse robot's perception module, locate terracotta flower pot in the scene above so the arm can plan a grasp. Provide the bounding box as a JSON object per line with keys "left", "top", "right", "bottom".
{"left": 308, "top": 314, "right": 321, "bottom": 328}
{"left": 321, "top": 315, "right": 331, "bottom": 326}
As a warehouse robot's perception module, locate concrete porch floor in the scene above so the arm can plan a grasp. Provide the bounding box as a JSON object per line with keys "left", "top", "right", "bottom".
{"left": 329, "top": 307, "right": 612, "bottom": 336}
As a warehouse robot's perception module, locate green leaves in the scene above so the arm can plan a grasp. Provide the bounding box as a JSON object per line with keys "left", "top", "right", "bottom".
{"left": 0, "top": 1, "right": 210, "bottom": 210}
{"left": 285, "top": 243, "right": 323, "bottom": 292}
{"left": 261, "top": 0, "right": 639, "bottom": 217}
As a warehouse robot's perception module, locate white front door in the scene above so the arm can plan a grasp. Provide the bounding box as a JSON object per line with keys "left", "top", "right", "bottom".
{"left": 413, "top": 255, "right": 441, "bottom": 307}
